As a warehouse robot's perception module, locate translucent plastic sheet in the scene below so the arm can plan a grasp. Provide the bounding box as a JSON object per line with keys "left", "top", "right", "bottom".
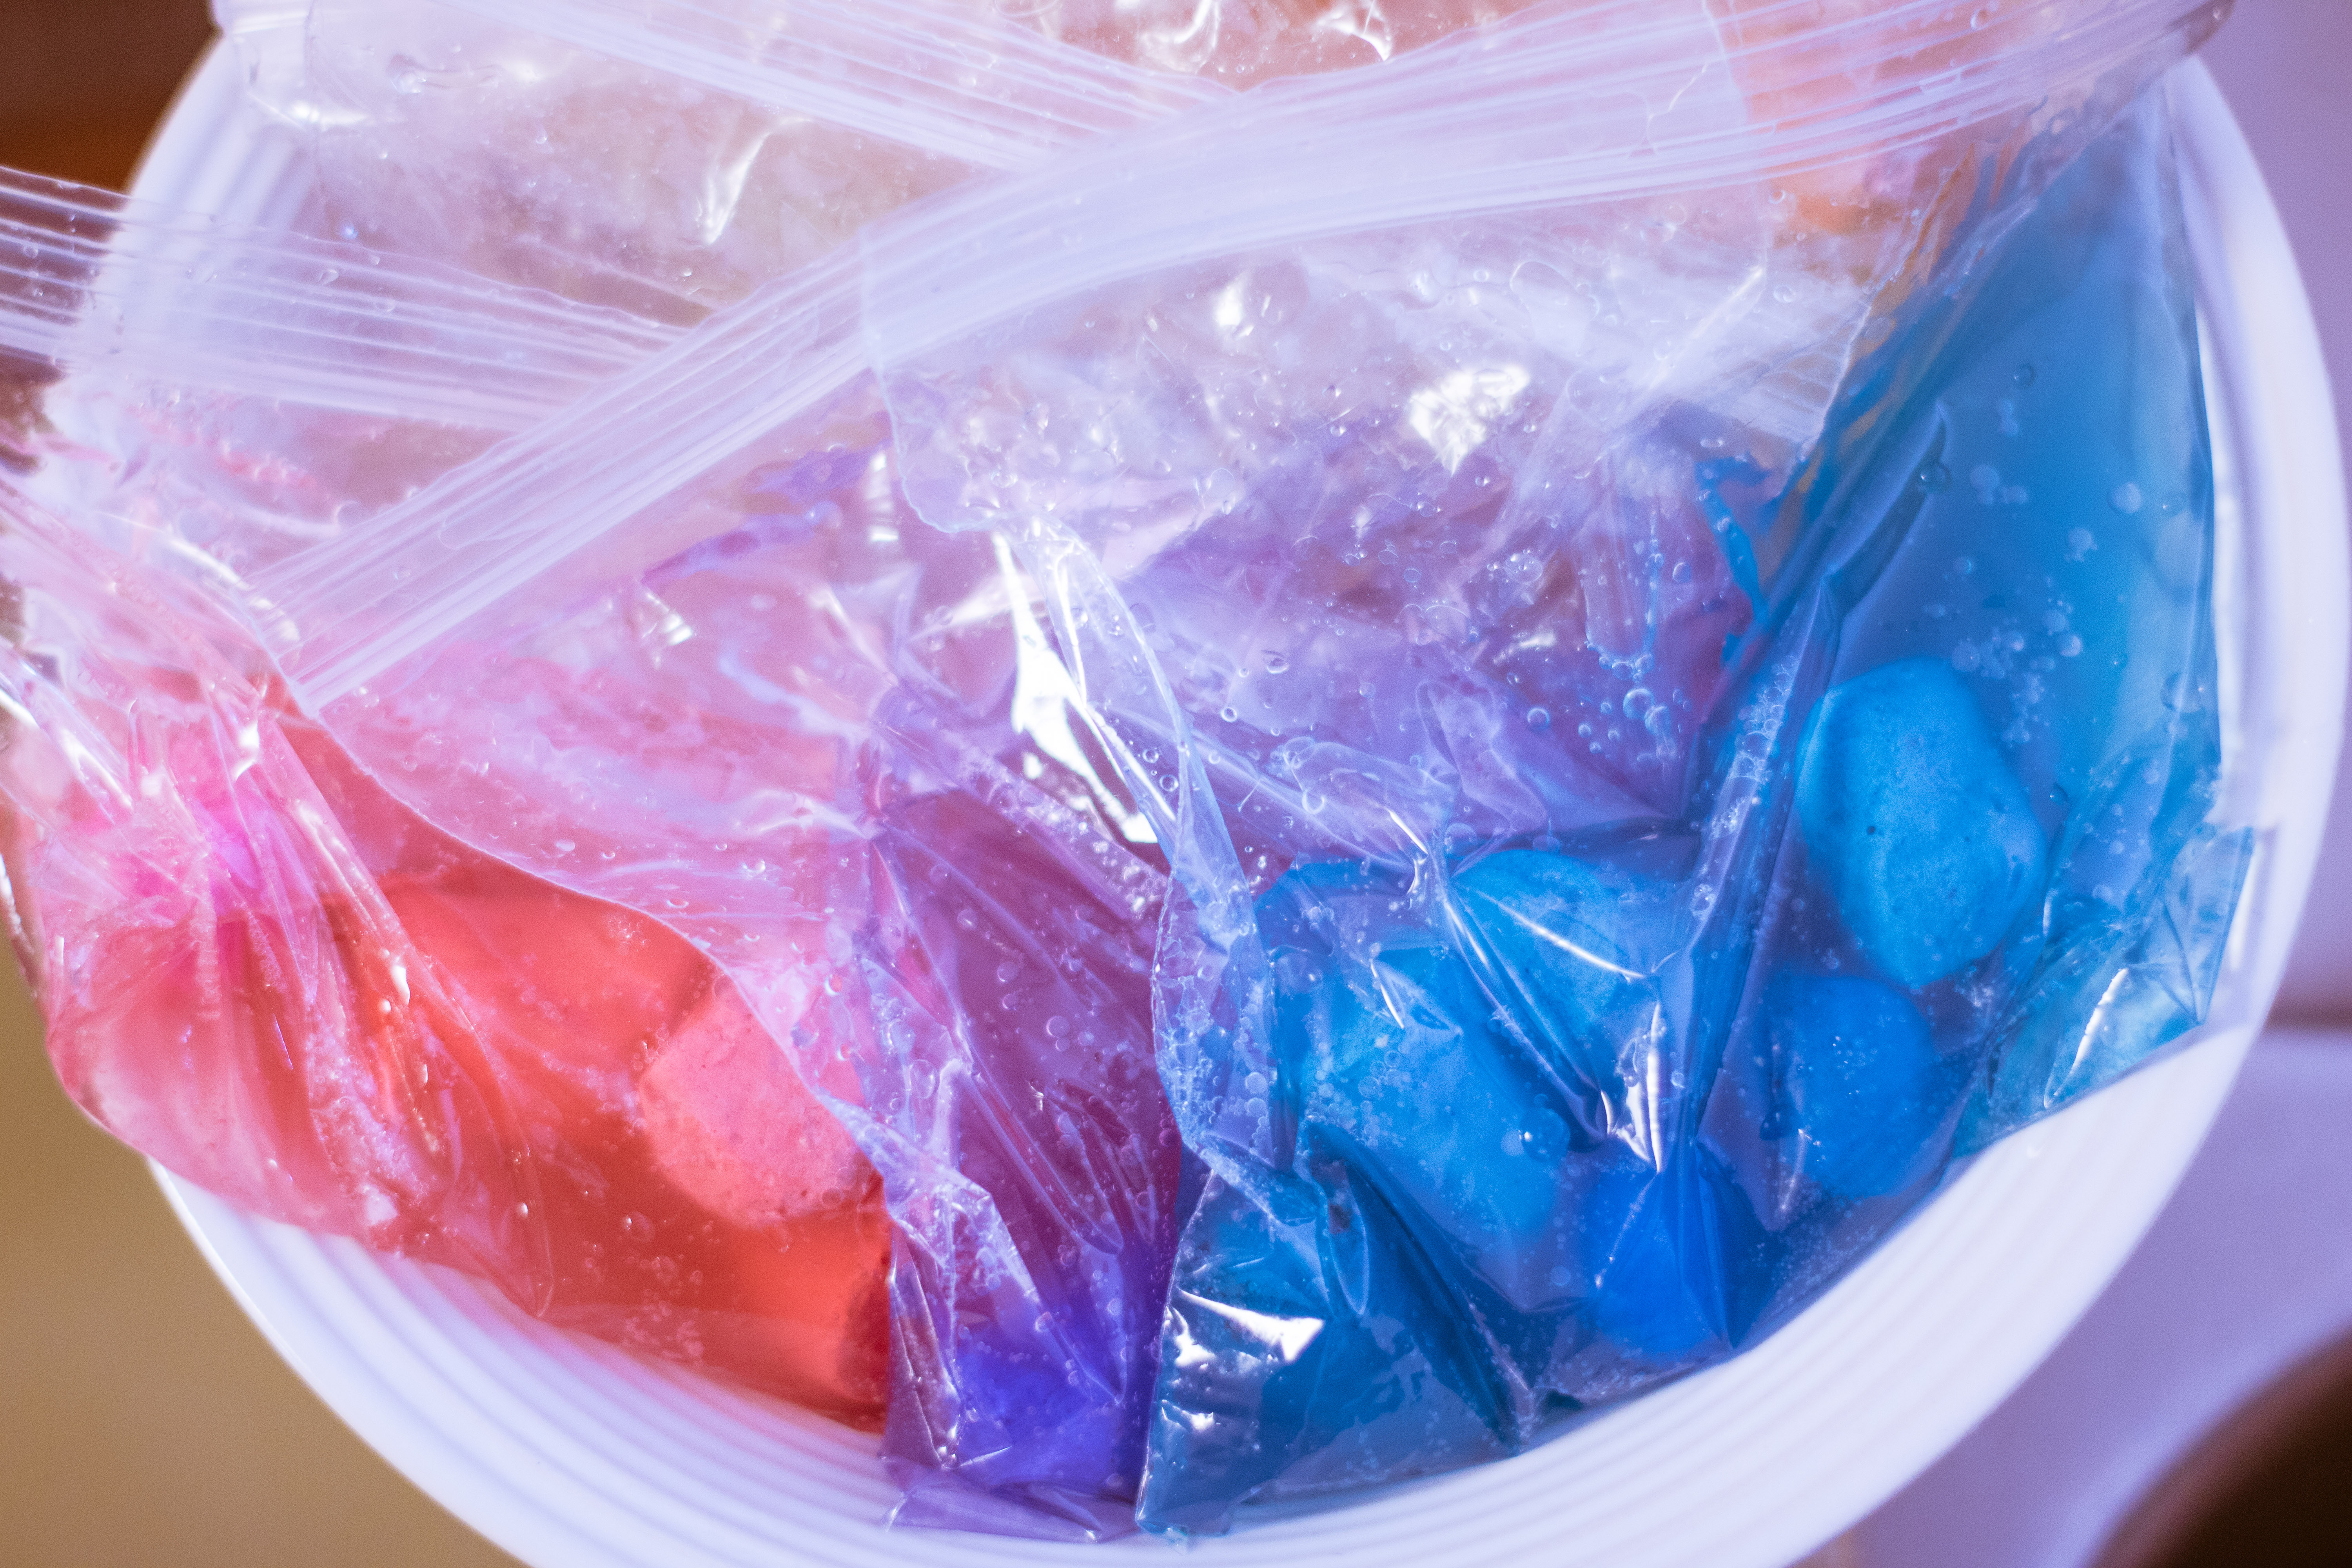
{"left": 221, "top": 0, "right": 1224, "bottom": 318}
{"left": 249, "top": 382, "right": 1192, "bottom": 1539}
{"left": 219, "top": 0, "right": 1529, "bottom": 318}
{"left": 9, "top": 0, "right": 2246, "bottom": 1544}
{"left": 0, "top": 177, "right": 923, "bottom": 1416}
{"left": 1003, "top": 0, "right": 1548, "bottom": 86}
{"left": 0, "top": 168, "right": 672, "bottom": 582}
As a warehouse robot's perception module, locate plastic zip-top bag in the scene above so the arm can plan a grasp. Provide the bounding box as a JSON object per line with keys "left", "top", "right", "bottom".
{"left": 139, "top": 0, "right": 2242, "bottom": 1539}
{"left": 0, "top": 0, "right": 2256, "bottom": 1544}
{"left": 214, "top": 0, "right": 1662, "bottom": 1534}
{"left": 1122, "top": 84, "right": 2241, "bottom": 1532}
{"left": 260, "top": 343, "right": 1192, "bottom": 1540}
{"left": 857, "top": 0, "right": 2242, "bottom": 1532}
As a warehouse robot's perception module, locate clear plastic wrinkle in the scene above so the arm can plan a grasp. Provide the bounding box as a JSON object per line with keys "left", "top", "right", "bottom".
{"left": 0, "top": 165, "right": 676, "bottom": 585}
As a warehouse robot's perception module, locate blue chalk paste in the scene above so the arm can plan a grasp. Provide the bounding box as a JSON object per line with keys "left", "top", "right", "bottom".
{"left": 1305, "top": 941, "right": 1575, "bottom": 1259}
{"left": 1796, "top": 657, "right": 2048, "bottom": 986}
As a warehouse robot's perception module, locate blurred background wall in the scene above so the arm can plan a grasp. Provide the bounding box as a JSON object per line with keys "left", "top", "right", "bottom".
{"left": 2220, "top": 1, "right": 2352, "bottom": 1023}
{"left": 0, "top": 2, "right": 2344, "bottom": 1566}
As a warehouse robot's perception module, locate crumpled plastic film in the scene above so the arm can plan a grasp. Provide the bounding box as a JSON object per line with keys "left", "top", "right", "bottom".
{"left": 996, "top": 0, "right": 1548, "bottom": 86}
{"left": 1763, "top": 90, "right": 2248, "bottom": 1155}
{"left": 9, "top": 0, "right": 2247, "bottom": 1544}
{"left": 0, "top": 172, "right": 924, "bottom": 1417}
{"left": 851, "top": 1, "right": 2237, "bottom": 1535}
{"left": 0, "top": 483, "right": 892, "bottom": 1419}
{"left": 223, "top": 0, "right": 1544, "bottom": 319}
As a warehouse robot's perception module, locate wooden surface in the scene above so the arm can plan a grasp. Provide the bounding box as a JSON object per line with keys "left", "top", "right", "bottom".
{"left": 0, "top": 0, "right": 212, "bottom": 186}
{"left": 0, "top": 966, "right": 517, "bottom": 1567}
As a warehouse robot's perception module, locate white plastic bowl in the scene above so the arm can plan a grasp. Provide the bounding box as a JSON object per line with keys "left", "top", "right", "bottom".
{"left": 134, "top": 45, "right": 2346, "bottom": 1568}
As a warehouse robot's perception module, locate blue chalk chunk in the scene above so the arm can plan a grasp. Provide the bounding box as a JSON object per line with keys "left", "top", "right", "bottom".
{"left": 1765, "top": 973, "right": 1945, "bottom": 1200}
{"left": 1250, "top": 857, "right": 1724, "bottom": 1365}
{"left": 1284, "top": 942, "right": 1570, "bottom": 1254}
{"left": 1797, "top": 657, "right": 2047, "bottom": 986}
{"left": 1453, "top": 849, "right": 1672, "bottom": 1093}
{"left": 1573, "top": 1151, "right": 1714, "bottom": 1363}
